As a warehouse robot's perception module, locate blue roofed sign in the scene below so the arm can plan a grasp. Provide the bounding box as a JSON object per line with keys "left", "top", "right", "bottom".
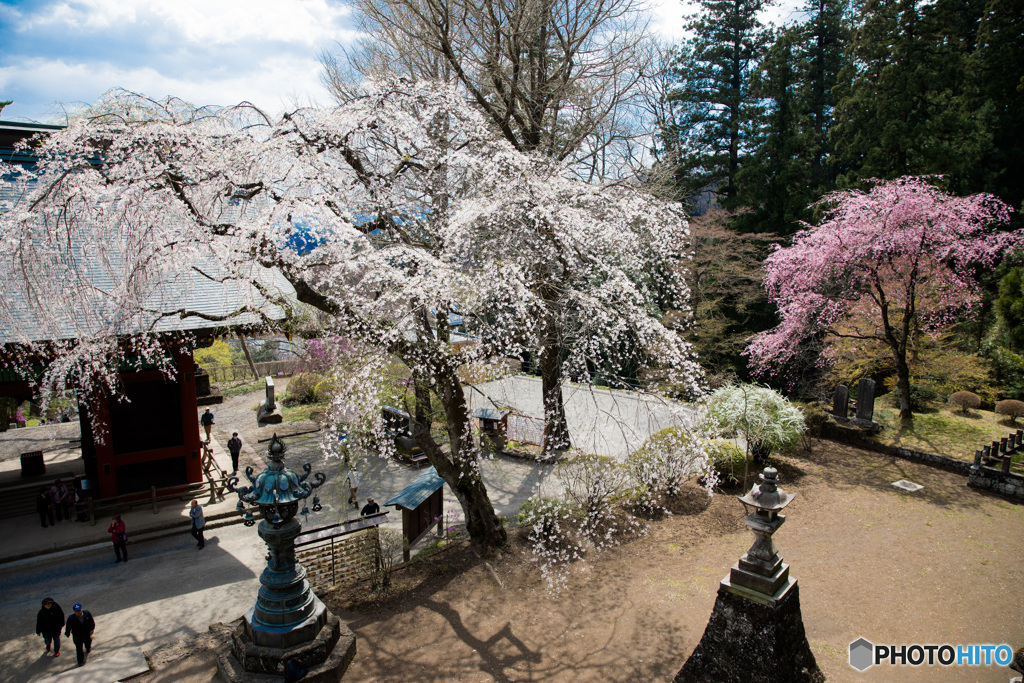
{"left": 385, "top": 465, "right": 444, "bottom": 511}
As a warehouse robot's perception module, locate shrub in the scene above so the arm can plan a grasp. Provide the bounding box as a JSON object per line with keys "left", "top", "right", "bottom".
{"left": 626, "top": 427, "right": 707, "bottom": 508}
{"left": 995, "top": 399, "right": 1024, "bottom": 424}
{"left": 518, "top": 496, "right": 585, "bottom": 593}
{"left": 702, "top": 384, "right": 806, "bottom": 464}
{"left": 370, "top": 528, "right": 406, "bottom": 593}
{"left": 284, "top": 372, "right": 320, "bottom": 405}
{"left": 556, "top": 453, "right": 636, "bottom": 547}
{"left": 948, "top": 391, "right": 981, "bottom": 414}
{"left": 705, "top": 439, "right": 746, "bottom": 486}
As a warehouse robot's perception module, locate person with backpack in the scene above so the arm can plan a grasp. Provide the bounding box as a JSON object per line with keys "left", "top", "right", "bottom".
{"left": 107, "top": 514, "right": 128, "bottom": 563}
{"left": 35, "top": 597, "right": 64, "bottom": 657}
{"left": 64, "top": 603, "right": 95, "bottom": 667}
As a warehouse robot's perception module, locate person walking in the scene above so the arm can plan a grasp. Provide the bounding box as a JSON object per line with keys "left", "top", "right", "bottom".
{"left": 64, "top": 603, "right": 95, "bottom": 667}
{"left": 227, "top": 432, "right": 242, "bottom": 474}
{"left": 346, "top": 468, "right": 359, "bottom": 509}
{"left": 360, "top": 498, "right": 380, "bottom": 517}
{"left": 189, "top": 499, "right": 205, "bottom": 549}
{"left": 107, "top": 514, "right": 128, "bottom": 563}
{"left": 35, "top": 597, "right": 64, "bottom": 657}
{"left": 200, "top": 408, "right": 214, "bottom": 441}
{"left": 36, "top": 487, "right": 54, "bottom": 528}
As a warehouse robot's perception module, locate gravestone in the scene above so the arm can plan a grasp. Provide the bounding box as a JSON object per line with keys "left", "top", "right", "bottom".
{"left": 832, "top": 385, "right": 849, "bottom": 419}
{"left": 856, "top": 378, "right": 876, "bottom": 422}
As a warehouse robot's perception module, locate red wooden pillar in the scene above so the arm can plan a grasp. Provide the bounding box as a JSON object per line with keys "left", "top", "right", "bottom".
{"left": 176, "top": 349, "right": 203, "bottom": 486}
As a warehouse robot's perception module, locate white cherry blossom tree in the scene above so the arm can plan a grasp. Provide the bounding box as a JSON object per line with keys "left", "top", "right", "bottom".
{"left": 0, "top": 81, "right": 701, "bottom": 550}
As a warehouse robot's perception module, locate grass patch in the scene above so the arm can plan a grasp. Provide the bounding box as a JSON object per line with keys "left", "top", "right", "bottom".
{"left": 217, "top": 379, "right": 265, "bottom": 398}
{"left": 280, "top": 401, "right": 326, "bottom": 423}
{"left": 872, "top": 404, "right": 1023, "bottom": 473}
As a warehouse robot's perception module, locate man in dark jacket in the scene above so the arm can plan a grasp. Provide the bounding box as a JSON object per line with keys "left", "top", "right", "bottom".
{"left": 36, "top": 487, "right": 54, "bottom": 528}
{"left": 35, "top": 597, "right": 64, "bottom": 657}
{"left": 360, "top": 498, "right": 380, "bottom": 516}
{"left": 227, "top": 432, "right": 242, "bottom": 474}
{"left": 64, "top": 603, "right": 95, "bottom": 666}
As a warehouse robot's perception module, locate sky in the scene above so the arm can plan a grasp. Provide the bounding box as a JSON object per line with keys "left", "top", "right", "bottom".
{"left": 0, "top": 0, "right": 805, "bottom": 124}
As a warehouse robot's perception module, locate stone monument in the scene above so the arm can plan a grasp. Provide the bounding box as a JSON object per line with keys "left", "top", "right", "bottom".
{"left": 257, "top": 375, "right": 284, "bottom": 425}
{"left": 218, "top": 435, "right": 355, "bottom": 681}
{"left": 832, "top": 384, "right": 849, "bottom": 419}
{"left": 855, "top": 378, "right": 876, "bottom": 422}
{"left": 675, "top": 467, "right": 823, "bottom": 683}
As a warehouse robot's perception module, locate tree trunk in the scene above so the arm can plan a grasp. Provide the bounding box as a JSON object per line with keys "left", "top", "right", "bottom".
{"left": 539, "top": 342, "right": 570, "bottom": 455}
{"left": 237, "top": 334, "right": 260, "bottom": 381}
{"left": 411, "top": 362, "right": 507, "bottom": 551}
{"left": 893, "top": 348, "right": 913, "bottom": 424}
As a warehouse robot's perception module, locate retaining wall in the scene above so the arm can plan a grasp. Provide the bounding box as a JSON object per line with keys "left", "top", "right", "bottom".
{"left": 296, "top": 527, "right": 378, "bottom": 591}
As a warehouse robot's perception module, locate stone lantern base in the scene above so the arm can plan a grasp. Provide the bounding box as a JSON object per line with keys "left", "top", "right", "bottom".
{"left": 675, "top": 582, "right": 823, "bottom": 683}
{"left": 216, "top": 609, "right": 356, "bottom": 683}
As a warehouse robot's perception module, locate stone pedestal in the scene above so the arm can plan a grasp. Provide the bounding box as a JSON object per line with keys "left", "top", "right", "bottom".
{"left": 257, "top": 401, "right": 284, "bottom": 425}
{"left": 675, "top": 583, "right": 823, "bottom": 683}
{"left": 216, "top": 611, "right": 356, "bottom": 682}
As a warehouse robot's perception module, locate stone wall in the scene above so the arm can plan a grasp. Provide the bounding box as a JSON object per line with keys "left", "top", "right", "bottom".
{"left": 968, "top": 467, "right": 1024, "bottom": 499}
{"left": 297, "top": 527, "right": 379, "bottom": 591}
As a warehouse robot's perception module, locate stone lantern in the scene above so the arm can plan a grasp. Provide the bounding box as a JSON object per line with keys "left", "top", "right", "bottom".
{"left": 675, "top": 466, "right": 822, "bottom": 683}
{"left": 218, "top": 434, "right": 355, "bottom": 682}
{"left": 727, "top": 467, "right": 795, "bottom": 605}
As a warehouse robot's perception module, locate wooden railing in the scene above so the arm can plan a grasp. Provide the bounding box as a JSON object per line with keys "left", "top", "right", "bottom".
{"left": 204, "top": 360, "right": 298, "bottom": 382}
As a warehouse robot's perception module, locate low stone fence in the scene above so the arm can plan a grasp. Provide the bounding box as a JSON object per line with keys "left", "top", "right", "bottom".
{"left": 296, "top": 527, "right": 379, "bottom": 591}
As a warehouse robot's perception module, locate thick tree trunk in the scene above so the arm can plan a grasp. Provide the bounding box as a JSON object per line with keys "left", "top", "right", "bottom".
{"left": 411, "top": 362, "right": 507, "bottom": 551}
{"left": 893, "top": 349, "right": 913, "bottom": 424}
{"left": 539, "top": 342, "right": 570, "bottom": 455}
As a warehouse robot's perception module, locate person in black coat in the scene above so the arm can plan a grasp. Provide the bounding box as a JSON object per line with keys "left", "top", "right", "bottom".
{"left": 360, "top": 498, "right": 380, "bottom": 516}
{"left": 36, "top": 487, "right": 54, "bottom": 528}
{"left": 64, "top": 603, "right": 95, "bottom": 666}
{"left": 35, "top": 597, "right": 64, "bottom": 657}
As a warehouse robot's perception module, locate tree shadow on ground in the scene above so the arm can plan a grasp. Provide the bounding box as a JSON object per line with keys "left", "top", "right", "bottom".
{"left": 793, "top": 440, "right": 988, "bottom": 510}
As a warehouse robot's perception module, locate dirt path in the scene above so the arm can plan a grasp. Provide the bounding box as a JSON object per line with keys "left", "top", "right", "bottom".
{"left": 327, "top": 441, "right": 1023, "bottom": 682}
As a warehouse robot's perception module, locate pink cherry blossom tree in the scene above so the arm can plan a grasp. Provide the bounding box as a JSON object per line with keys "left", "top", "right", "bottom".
{"left": 745, "top": 177, "right": 1020, "bottom": 422}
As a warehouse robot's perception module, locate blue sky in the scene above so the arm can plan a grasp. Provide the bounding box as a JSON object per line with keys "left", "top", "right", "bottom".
{"left": 1, "top": 0, "right": 804, "bottom": 124}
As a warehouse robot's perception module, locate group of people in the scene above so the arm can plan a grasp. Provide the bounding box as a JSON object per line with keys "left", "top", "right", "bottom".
{"left": 34, "top": 598, "right": 96, "bottom": 667}
{"left": 35, "top": 479, "right": 87, "bottom": 528}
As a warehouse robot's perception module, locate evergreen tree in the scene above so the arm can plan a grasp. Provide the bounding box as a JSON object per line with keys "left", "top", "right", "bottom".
{"left": 664, "top": 0, "right": 773, "bottom": 207}
{"left": 733, "top": 0, "right": 850, "bottom": 234}
{"left": 964, "top": 0, "right": 1024, "bottom": 212}
{"left": 831, "top": 0, "right": 988, "bottom": 187}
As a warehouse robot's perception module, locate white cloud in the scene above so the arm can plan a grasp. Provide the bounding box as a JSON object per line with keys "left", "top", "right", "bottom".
{"left": 18, "top": 0, "right": 351, "bottom": 46}
{"left": 0, "top": 56, "right": 333, "bottom": 121}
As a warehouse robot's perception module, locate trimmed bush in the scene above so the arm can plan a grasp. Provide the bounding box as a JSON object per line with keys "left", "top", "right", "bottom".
{"left": 948, "top": 391, "right": 981, "bottom": 414}
{"left": 995, "top": 399, "right": 1024, "bottom": 424}
{"left": 906, "top": 384, "right": 942, "bottom": 412}
{"left": 705, "top": 439, "right": 746, "bottom": 486}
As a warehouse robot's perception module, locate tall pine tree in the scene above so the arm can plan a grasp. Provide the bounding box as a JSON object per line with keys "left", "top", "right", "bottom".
{"left": 664, "top": 0, "right": 773, "bottom": 207}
